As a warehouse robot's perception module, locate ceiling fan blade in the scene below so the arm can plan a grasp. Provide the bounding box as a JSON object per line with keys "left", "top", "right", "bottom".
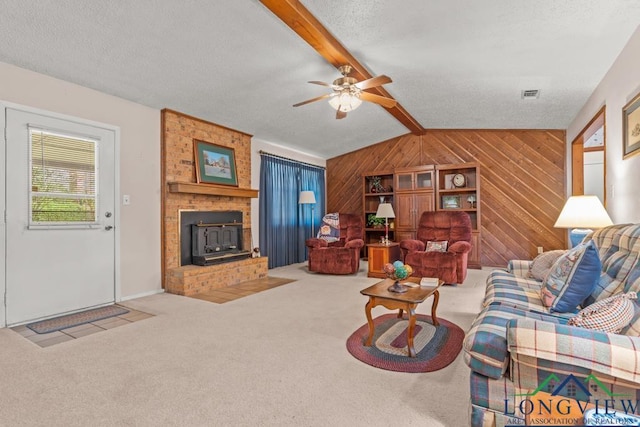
{"left": 354, "top": 75, "right": 392, "bottom": 90}
{"left": 336, "top": 109, "right": 347, "bottom": 120}
{"left": 308, "top": 80, "right": 333, "bottom": 87}
{"left": 293, "top": 93, "right": 332, "bottom": 107}
{"left": 309, "top": 81, "right": 342, "bottom": 91}
{"left": 359, "top": 92, "right": 398, "bottom": 108}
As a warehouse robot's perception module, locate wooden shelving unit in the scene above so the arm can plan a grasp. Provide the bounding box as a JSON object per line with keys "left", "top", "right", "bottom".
{"left": 362, "top": 172, "right": 395, "bottom": 249}
{"left": 361, "top": 163, "right": 481, "bottom": 268}
{"left": 435, "top": 163, "right": 481, "bottom": 268}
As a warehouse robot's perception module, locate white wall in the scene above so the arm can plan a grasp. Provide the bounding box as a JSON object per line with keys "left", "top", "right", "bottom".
{"left": 567, "top": 26, "right": 640, "bottom": 223}
{"left": 250, "top": 139, "right": 326, "bottom": 253}
{"left": 0, "top": 62, "right": 162, "bottom": 299}
{"left": 583, "top": 151, "right": 605, "bottom": 204}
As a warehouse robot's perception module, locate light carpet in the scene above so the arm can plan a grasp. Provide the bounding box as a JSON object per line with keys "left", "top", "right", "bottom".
{"left": 0, "top": 261, "right": 489, "bottom": 426}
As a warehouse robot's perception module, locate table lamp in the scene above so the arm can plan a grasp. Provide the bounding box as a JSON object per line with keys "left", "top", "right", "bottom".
{"left": 375, "top": 203, "right": 395, "bottom": 245}
{"left": 554, "top": 195, "right": 613, "bottom": 247}
{"left": 299, "top": 191, "right": 317, "bottom": 237}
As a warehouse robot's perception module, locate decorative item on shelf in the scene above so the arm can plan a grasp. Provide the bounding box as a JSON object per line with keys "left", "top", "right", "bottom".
{"left": 368, "top": 176, "right": 386, "bottom": 193}
{"left": 442, "top": 195, "right": 461, "bottom": 209}
{"left": 467, "top": 195, "right": 476, "bottom": 208}
{"left": 383, "top": 260, "right": 414, "bottom": 293}
{"left": 367, "top": 214, "right": 385, "bottom": 229}
{"left": 554, "top": 195, "right": 613, "bottom": 247}
{"left": 379, "top": 196, "right": 386, "bottom": 203}
{"left": 299, "top": 191, "right": 317, "bottom": 238}
{"left": 252, "top": 247, "right": 261, "bottom": 258}
{"left": 452, "top": 173, "right": 466, "bottom": 188}
{"left": 375, "top": 203, "right": 395, "bottom": 246}
{"left": 444, "top": 174, "right": 457, "bottom": 189}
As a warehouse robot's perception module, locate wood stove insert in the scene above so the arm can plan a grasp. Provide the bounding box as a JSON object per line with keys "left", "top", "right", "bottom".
{"left": 180, "top": 210, "right": 251, "bottom": 266}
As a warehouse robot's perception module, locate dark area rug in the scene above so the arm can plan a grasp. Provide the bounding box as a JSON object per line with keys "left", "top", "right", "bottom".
{"left": 26, "top": 305, "right": 129, "bottom": 334}
{"left": 346, "top": 313, "right": 464, "bottom": 373}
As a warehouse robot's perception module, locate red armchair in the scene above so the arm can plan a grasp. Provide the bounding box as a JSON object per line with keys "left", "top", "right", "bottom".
{"left": 305, "top": 213, "right": 364, "bottom": 274}
{"left": 399, "top": 211, "right": 473, "bottom": 284}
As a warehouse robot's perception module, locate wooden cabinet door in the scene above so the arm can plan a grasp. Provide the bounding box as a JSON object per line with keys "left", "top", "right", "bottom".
{"left": 367, "top": 244, "right": 401, "bottom": 278}
{"left": 395, "top": 193, "right": 415, "bottom": 229}
{"left": 414, "top": 193, "right": 434, "bottom": 224}
{"left": 395, "top": 230, "right": 415, "bottom": 242}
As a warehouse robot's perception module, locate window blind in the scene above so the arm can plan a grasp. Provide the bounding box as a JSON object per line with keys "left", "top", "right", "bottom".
{"left": 30, "top": 129, "right": 98, "bottom": 223}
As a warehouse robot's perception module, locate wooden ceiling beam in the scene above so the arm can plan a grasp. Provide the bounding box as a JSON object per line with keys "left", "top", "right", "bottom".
{"left": 259, "top": 0, "right": 425, "bottom": 135}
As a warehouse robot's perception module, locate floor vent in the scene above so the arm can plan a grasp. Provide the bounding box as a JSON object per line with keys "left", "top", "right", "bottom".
{"left": 521, "top": 89, "right": 540, "bottom": 99}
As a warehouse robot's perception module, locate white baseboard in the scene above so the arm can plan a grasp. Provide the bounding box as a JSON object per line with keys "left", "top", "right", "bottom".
{"left": 120, "top": 289, "right": 165, "bottom": 302}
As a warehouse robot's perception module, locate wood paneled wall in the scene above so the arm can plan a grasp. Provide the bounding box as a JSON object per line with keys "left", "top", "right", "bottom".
{"left": 326, "top": 130, "right": 567, "bottom": 267}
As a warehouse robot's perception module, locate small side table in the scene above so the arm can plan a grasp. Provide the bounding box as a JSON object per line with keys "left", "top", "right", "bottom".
{"left": 367, "top": 242, "right": 401, "bottom": 278}
{"left": 360, "top": 278, "right": 443, "bottom": 357}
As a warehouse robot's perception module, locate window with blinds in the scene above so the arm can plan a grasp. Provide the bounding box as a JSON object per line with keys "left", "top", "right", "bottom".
{"left": 29, "top": 129, "right": 98, "bottom": 224}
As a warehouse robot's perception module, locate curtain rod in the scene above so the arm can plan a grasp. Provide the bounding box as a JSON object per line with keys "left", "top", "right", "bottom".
{"left": 258, "top": 150, "right": 325, "bottom": 170}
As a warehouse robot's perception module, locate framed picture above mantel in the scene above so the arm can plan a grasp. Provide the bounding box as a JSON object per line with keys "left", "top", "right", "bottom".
{"left": 193, "top": 140, "right": 238, "bottom": 186}
{"left": 623, "top": 90, "right": 640, "bottom": 159}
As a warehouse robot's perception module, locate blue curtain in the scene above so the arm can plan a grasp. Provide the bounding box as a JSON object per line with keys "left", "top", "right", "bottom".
{"left": 259, "top": 154, "right": 325, "bottom": 268}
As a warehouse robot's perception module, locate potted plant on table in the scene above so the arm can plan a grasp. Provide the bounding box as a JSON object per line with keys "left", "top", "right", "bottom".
{"left": 367, "top": 214, "right": 386, "bottom": 229}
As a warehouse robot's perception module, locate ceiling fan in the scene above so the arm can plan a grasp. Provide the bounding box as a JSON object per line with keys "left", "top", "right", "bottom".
{"left": 293, "top": 65, "right": 398, "bottom": 119}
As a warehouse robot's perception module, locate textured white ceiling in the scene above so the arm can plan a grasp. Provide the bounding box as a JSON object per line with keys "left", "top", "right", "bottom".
{"left": 0, "top": 1, "right": 638, "bottom": 158}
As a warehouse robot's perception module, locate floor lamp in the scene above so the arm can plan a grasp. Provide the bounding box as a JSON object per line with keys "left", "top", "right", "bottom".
{"left": 299, "top": 191, "right": 317, "bottom": 238}
{"left": 554, "top": 195, "right": 613, "bottom": 247}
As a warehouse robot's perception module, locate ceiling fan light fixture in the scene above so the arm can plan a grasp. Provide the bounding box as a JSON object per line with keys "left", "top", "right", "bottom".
{"left": 328, "top": 92, "right": 362, "bottom": 112}
{"left": 294, "top": 65, "right": 394, "bottom": 116}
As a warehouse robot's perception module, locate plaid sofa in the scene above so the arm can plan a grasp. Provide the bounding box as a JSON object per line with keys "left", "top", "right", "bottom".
{"left": 463, "top": 223, "right": 640, "bottom": 427}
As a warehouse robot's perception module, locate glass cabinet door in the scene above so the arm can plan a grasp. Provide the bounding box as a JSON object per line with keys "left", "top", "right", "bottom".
{"left": 416, "top": 171, "right": 433, "bottom": 189}
{"left": 395, "top": 173, "right": 413, "bottom": 191}
{"left": 396, "top": 170, "right": 433, "bottom": 191}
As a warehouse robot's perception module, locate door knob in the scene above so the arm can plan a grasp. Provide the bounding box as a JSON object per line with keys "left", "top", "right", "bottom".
{"left": 105, "top": 212, "right": 112, "bottom": 218}
{"left": 105, "top": 225, "right": 113, "bottom": 231}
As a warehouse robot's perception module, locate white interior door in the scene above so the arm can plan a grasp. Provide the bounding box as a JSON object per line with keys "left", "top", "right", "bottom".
{"left": 4, "top": 107, "right": 116, "bottom": 325}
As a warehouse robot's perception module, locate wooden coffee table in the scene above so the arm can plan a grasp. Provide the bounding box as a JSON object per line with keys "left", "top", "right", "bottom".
{"left": 360, "top": 278, "right": 443, "bottom": 357}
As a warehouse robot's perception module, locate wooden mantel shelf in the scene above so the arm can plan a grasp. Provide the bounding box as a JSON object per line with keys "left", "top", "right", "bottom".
{"left": 168, "top": 182, "right": 259, "bottom": 198}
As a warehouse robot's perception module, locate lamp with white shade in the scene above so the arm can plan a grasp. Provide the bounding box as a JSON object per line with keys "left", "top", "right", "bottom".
{"left": 299, "top": 191, "right": 317, "bottom": 238}
{"left": 375, "top": 203, "right": 396, "bottom": 245}
{"left": 554, "top": 195, "right": 613, "bottom": 247}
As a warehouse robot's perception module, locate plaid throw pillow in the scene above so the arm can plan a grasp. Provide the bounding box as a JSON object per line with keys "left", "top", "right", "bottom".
{"left": 568, "top": 291, "right": 637, "bottom": 333}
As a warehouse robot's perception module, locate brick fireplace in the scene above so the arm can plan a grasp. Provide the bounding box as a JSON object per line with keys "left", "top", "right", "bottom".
{"left": 161, "top": 109, "right": 267, "bottom": 296}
